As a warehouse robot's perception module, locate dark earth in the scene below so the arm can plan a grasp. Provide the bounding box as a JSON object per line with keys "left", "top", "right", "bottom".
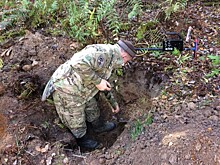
{"left": 0, "top": 1, "right": 220, "bottom": 165}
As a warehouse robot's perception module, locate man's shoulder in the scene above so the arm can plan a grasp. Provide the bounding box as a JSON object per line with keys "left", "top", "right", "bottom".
{"left": 84, "top": 44, "right": 118, "bottom": 53}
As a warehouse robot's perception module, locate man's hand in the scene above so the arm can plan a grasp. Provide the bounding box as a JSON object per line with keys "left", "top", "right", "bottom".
{"left": 112, "top": 104, "right": 120, "bottom": 113}
{"left": 96, "top": 79, "right": 111, "bottom": 91}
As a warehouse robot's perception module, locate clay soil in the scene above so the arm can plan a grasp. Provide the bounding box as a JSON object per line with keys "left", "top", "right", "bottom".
{"left": 0, "top": 1, "right": 220, "bottom": 165}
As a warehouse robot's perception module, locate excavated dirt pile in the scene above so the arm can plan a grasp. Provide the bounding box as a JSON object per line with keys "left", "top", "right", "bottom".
{"left": 0, "top": 1, "right": 220, "bottom": 165}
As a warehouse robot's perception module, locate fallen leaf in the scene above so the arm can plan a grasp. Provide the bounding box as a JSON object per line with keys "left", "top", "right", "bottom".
{"left": 70, "top": 42, "right": 80, "bottom": 50}
{"left": 35, "top": 146, "right": 42, "bottom": 152}
{"left": 35, "top": 144, "right": 49, "bottom": 153}
{"left": 41, "top": 144, "right": 49, "bottom": 153}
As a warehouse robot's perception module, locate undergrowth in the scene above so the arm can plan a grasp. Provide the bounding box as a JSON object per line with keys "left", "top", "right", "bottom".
{"left": 131, "top": 111, "right": 153, "bottom": 140}
{"left": 0, "top": 0, "right": 188, "bottom": 43}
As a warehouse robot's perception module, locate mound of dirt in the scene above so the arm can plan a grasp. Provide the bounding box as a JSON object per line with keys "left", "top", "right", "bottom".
{"left": 0, "top": 1, "right": 220, "bottom": 165}
{"left": 86, "top": 98, "right": 220, "bottom": 165}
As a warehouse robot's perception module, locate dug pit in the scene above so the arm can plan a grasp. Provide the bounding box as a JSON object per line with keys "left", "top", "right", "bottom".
{"left": 83, "top": 67, "right": 166, "bottom": 150}
{"left": 0, "top": 31, "right": 166, "bottom": 156}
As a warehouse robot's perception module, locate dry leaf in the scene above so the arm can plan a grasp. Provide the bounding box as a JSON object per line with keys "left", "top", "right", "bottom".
{"left": 41, "top": 144, "right": 49, "bottom": 153}
{"left": 70, "top": 42, "right": 79, "bottom": 50}
{"left": 35, "top": 146, "right": 42, "bottom": 152}
{"left": 35, "top": 144, "right": 49, "bottom": 153}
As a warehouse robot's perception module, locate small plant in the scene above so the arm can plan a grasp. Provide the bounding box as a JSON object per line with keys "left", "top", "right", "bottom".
{"left": 172, "top": 48, "right": 190, "bottom": 65}
{"left": 172, "top": 47, "right": 181, "bottom": 56}
{"left": 127, "top": 0, "right": 143, "bottom": 21}
{"left": 54, "top": 118, "right": 65, "bottom": 129}
{"left": 116, "top": 68, "right": 123, "bottom": 76}
{"left": 96, "top": 0, "right": 120, "bottom": 39}
{"left": 15, "top": 134, "right": 24, "bottom": 156}
{"left": 66, "top": 0, "right": 121, "bottom": 42}
{"left": 145, "top": 112, "right": 153, "bottom": 125}
{"left": 149, "top": 43, "right": 163, "bottom": 58}
{"left": 208, "top": 55, "right": 220, "bottom": 66}
{"left": 205, "top": 69, "right": 220, "bottom": 78}
{"left": 131, "top": 111, "right": 153, "bottom": 140}
{"left": 41, "top": 121, "right": 50, "bottom": 129}
{"left": 206, "top": 55, "right": 220, "bottom": 78}
{"left": 136, "top": 21, "right": 158, "bottom": 40}
{"left": 17, "top": 82, "right": 36, "bottom": 99}
{"left": 131, "top": 119, "right": 143, "bottom": 140}
{"left": 161, "top": 89, "right": 167, "bottom": 96}
{"left": 162, "top": 0, "right": 188, "bottom": 20}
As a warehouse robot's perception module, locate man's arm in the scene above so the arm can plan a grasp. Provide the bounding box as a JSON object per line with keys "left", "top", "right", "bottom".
{"left": 104, "top": 91, "right": 120, "bottom": 113}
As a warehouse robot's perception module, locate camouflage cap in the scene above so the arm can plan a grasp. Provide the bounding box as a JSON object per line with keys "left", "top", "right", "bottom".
{"left": 117, "top": 40, "right": 136, "bottom": 57}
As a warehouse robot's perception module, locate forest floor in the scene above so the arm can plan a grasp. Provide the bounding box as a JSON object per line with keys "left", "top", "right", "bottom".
{"left": 0, "top": 1, "right": 220, "bottom": 165}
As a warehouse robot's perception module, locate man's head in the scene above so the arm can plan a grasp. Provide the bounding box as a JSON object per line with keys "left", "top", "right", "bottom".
{"left": 117, "top": 40, "right": 136, "bottom": 63}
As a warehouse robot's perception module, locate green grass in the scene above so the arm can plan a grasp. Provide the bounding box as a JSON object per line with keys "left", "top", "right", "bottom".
{"left": 131, "top": 112, "right": 153, "bottom": 140}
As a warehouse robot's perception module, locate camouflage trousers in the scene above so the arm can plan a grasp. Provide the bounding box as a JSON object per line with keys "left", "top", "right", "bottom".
{"left": 53, "top": 90, "right": 100, "bottom": 138}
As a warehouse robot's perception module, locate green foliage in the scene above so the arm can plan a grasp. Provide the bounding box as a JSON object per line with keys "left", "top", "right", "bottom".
{"left": 0, "top": 0, "right": 189, "bottom": 43}
{"left": 205, "top": 69, "right": 220, "bottom": 78}
{"left": 127, "top": 0, "right": 143, "bottom": 20}
{"left": 150, "top": 43, "right": 163, "bottom": 58}
{"left": 144, "top": 28, "right": 164, "bottom": 44}
{"left": 177, "top": 54, "right": 191, "bottom": 65}
{"left": 67, "top": 1, "right": 95, "bottom": 42}
{"left": 96, "top": 0, "right": 120, "bottom": 38}
{"left": 131, "top": 112, "right": 153, "bottom": 140}
{"left": 0, "top": 28, "right": 25, "bottom": 43}
{"left": 145, "top": 112, "right": 153, "bottom": 125}
{"left": 119, "top": 22, "right": 132, "bottom": 31}
{"left": 17, "top": 82, "right": 37, "bottom": 99}
{"left": 41, "top": 121, "right": 50, "bottom": 129}
{"left": 172, "top": 47, "right": 181, "bottom": 56}
{"left": 136, "top": 21, "right": 158, "bottom": 40}
{"left": 23, "top": 0, "right": 60, "bottom": 28}
{"left": 206, "top": 55, "right": 220, "bottom": 78}
{"left": 131, "top": 119, "right": 143, "bottom": 140}
{"left": 163, "top": 0, "right": 188, "bottom": 20}
{"left": 0, "top": 6, "right": 20, "bottom": 30}
{"left": 66, "top": 0, "right": 120, "bottom": 42}
{"left": 116, "top": 68, "right": 123, "bottom": 76}
{"left": 1, "top": 0, "right": 63, "bottom": 30}
{"left": 208, "top": 55, "right": 220, "bottom": 66}
{"left": 20, "top": 0, "right": 30, "bottom": 10}
{"left": 172, "top": 48, "right": 190, "bottom": 65}
{"left": 152, "top": 51, "right": 161, "bottom": 58}
{"left": 1, "top": 0, "right": 122, "bottom": 42}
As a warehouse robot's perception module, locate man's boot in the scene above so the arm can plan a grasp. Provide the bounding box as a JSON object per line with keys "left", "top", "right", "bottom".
{"left": 91, "top": 118, "right": 116, "bottom": 133}
{"left": 76, "top": 133, "right": 99, "bottom": 149}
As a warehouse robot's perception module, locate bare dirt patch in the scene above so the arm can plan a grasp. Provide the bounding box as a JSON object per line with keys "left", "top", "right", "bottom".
{"left": 0, "top": 113, "right": 7, "bottom": 138}
{"left": 0, "top": 1, "right": 220, "bottom": 165}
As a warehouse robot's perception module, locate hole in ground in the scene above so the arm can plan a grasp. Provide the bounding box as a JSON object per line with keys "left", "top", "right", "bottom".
{"left": 80, "top": 68, "right": 167, "bottom": 151}
{"left": 25, "top": 68, "right": 166, "bottom": 152}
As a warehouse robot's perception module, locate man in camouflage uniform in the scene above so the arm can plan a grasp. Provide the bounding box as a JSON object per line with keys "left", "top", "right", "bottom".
{"left": 42, "top": 40, "right": 136, "bottom": 149}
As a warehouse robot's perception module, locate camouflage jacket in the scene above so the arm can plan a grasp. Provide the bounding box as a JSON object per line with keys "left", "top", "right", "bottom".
{"left": 42, "top": 44, "right": 123, "bottom": 107}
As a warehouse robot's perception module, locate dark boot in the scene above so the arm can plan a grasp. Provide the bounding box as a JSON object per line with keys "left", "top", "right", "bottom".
{"left": 92, "top": 118, "right": 116, "bottom": 133}
{"left": 76, "top": 133, "right": 99, "bottom": 149}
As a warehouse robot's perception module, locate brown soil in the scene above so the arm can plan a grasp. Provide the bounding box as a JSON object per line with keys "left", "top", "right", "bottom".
{"left": 0, "top": 113, "right": 7, "bottom": 139}
{"left": 0, "top": 1, "right": 220, "bottom": 165}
